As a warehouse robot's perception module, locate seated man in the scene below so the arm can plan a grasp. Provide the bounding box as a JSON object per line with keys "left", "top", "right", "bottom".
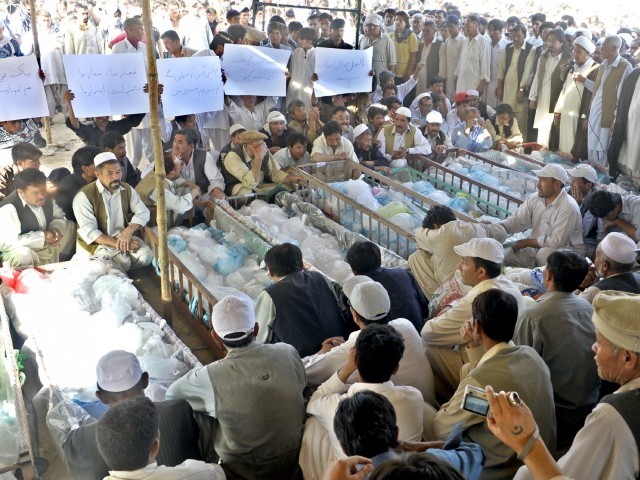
{"left": 467, "top": 89, "right": 496, "bottom": 120}
{"left": 346, "top": 240, "right": 428, "bottom": 331}
{"left": 500, "top": 163, "right": 584, "bottom": 268}
{"left": 274, "top": 131, "right": 311, "bottom": 171}
{"left": 376, "top": 107, "right": 431, "bottom": 168}
{"left": 303, "top": 276, "right": 436, "bottom": 406}
{"left": 0, "top": 142, "right": 42, "bottom": 201}
{"left": 331, "top": 106, "right": 355, "bottom": 142}
{"left": 589, "top": 190, "right": 640, "bottom": 244}
{"left": 409, "top": 205, "right": 507, "bottom": 299}
{"left": 171, "top": 128, "right": 225, "bottom": 201}
{"left": 221, "top": 130, "right": 302, "bottom": 197}
{"left": 56, "top": 146, "right": 101, "bottom": 221}
{"left": 579, "top": 232, "right": 640, "bottom": 303}
{"left": 287, "top": 99, "right": 322, "bottom": 144}
{"left": 486, "top": 104, "right": 523, "bottom": 150}
{"left": 300, "top": 324, "right": 424, "bottom": 480}
{"left": 311, "top": 121, "right": 359, "bottom": 164}
{"left": 450, "top": 107, "right": 493, "bottom": 152}
{"left": 64, "top": 90, "right": 145, "bottom": 147}
{"left": 255, "top": 243, "right": 346, "bottom": 357}
{"left": 566, "top": 164, "right": 599, "bottom": 257}
{"left": 446, "top": 92, "right": 470, "bottom": 133}
{"left": 225, "top": 94, "right": 276, "bottom": 131}
{"left": 421, "top": 238, "right": 524, "bottom": 400}
{"left": 515, "top": 291, "right": 640, "bottom": 480}
{"left": 166, "top": 294, "right": 306, "bottom": 479}
{"left": 366, "top": 105, "right": 388, "bottom": 142}
{"left": 101, "top": 132, "right": 140, "bottom": 188}
{"left": 96, "top": 397, "right": 222, "bottom": 480}
{"left": 64, "top": 351, "right": 202, "bottom": 480}
{"left": 435, "top": 289, "right": 556, "bottom": 480}
{"left": 352, "top": 124, "right": 390, "bottom": 172}
{"left": 165, "top": 113, "right": 203, "bottom": 149}
{"left": 409, "top": 92, "right": 435, "bottom": 127}
{"left": 421, "top": 111, "right": 453, "bottom": 164}
{"left": 0, "top": 119, "right": 46, "bottom": 151}
{"left": 259, "top": 111, "right": 288, "bottom": 154}
{"left": 73, "top": 152, "right": 153, "bottom": 272}
{"left": 334, "top": 391, "right": 484, "bottom": 479}
{"left": 135, "top": 154, "right": 199, "bottom": 218}
{"left": 0, "top": 169, "right": 75, "bottom": 267}
{"left": 218, "top": 124, "right": 246, "bottom": 163}
{"left": 513, "top": 250, "right": 599, "bottom": 452}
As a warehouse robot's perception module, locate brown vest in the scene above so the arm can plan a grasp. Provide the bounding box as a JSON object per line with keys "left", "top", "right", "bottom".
{"left": 135, "top": 173, "right": 157, "bottom": 208}
{"left": 590, "top": 57, "right": 631, "bottom": 128}
{"left": 383, "top": 123, "right": 416, "bottom": 155}
{"left": 77, "top": 181, "right": 134, "bottom": 253}
{"left": 1, "top": 190, "right": 54, "bottom": 234}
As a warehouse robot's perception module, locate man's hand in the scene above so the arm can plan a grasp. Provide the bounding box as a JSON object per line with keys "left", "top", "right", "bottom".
{"left": 38, "top": 69, "right": 46, "bottom": 82}
{"left": 553, "top": 113, "right": 561, "bottom": 127}
{"left": 336, "top": 152, "right": 349, "bottom": 161}
{"left": 309, "top": 106, "right": 320, "bottom": 124}
{"left": 318, "top": 336, "right": 345, "bottom": 354}
{"left": 516, "top": 90, "right": 525, "bottom": 103}
{"left": 571, "top": 183, "right": 584, "bottom": 204}
{"left": 211, "top": 187, "right": 225, "bottom": 199}
{"left": 284, "top": 68, "right": 290, "bottom": 80}
{"left": 485, "top": 385, "right": 539, "bottom": 453}
{"left": 288, "top": 175, "right": 305, "bottom": 185}
{"left": 529, "top": 100, "right": 537, "bottom": 110}
{"left": 128, "top": 238, "right": 140, "bottom": 251}
{"left": 579, "top": 262, "right": 598, "bottom": 290}
{"left": 337, "top": 346, "right": 358, "bottom": 383}
{"left": 116, "top": 229, "right": 134, "bottom": 252}
{"left": 311, "top": 73, "right": 319, "bottom": 82}
{"left": 396, "top": 440, "right": 446, "bottom": 453}
{"left": 322, "top": 456, "right": 373, "bottom": 480}
{"left": 392, "top": 148, "right": 406, "bottom": 159}
{"left": 43, "top": 230, "right": 61, "bottom": 246}
{"left": 495, "top": 85, "right": 503, "bottom": 100}
{"left": 512, "top": 239, "right": 531, "bottom": 253}
{"left": 460, "top": 319, "right": 477, "bottom": 346}
{"left": 434, "top": 145, "right": 446, "bottom": 155}
{"left": 573, "top": 73, "right": 586, "bottom": 84}
{"left": 269, "top": 146, "right": 281, "bottom": 154}
{"left": 64, "top": 90, "right": 75, "bottom": 103}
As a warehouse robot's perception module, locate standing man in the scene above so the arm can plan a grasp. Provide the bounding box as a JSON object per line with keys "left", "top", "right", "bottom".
{"left": 64, "top": 4, "right": 101, "bottom": 54}
{"left": 160, "top": 29, "right": 197, "bottom": 57}
{"left": 416, "top": 20, "right": 445, "bottom": 96}
{"left": 443, "top": 15, "right": 465, "bottom": 101}
{"left": 0, "top": 169, "right": 75, "bottom": 268}
{"left": 485, "top": 19, "right": 508, "bottom": 108}
{"left": 587, "top": 35, "right": 633, "bottom": 168}
{"left": 166, "top": 294, "right": 307, "bottom": 480}
{"left": 318, "top": 18, "right": 353, "bottom": 49}
{"left": 454, "top": 14, "right": 491, "bottom": 96}
{"left": 359, "top": 13, "right": 397, "bottom": 77}
{"left": 73, "top": 152, "right": 152, "bottom": 272}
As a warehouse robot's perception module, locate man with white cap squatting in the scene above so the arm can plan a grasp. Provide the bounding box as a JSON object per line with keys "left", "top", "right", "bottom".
{"left": 422, "top": 111, "right": 453, "bottom": 162}
{"left": 64, "top": 350, "right": 202, "bottom": 480}
{"left": 352, "top": 125, "right": 390, "bottom": 172}
{"left": 514, "top": 291, "right": 640, "bottom": 480}
{"left": 303, "top": 275, "right": 436, "bottom": 407}
{"left": 259, "top": 111, "right": 288, "bottom": 154}
{"left": 566, "top": 164, "right": 600, "bottom": 256}
{"left": 376, "top": 106, "right": 431, "bottom": 168}
{"left": 421, "top": 238, "right": 524, "bottom": 400}
{"left": 359, "top": 13, "right": 397, "bottom": 77}
{"left": 166, "top": 294, "right": 307, "bottom": 480}
{"left": 579, "top": 232, "right": 640, "bottom": 304}
{"left": 73, "top": 152, "right": 153, "bottom": 272}
{"left": 500, "top": 163, "right": 584, "bottom": 268}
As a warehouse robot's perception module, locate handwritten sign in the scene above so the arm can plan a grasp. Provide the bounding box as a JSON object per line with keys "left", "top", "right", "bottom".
{"left": 0, "top": 56, "right": 48, "bottom": 121}
{"left": 63, "top": 53, "right": 149, "bottom": 117}
{"left": 222, "top": 45, "right": 291, "bottom": 97}
{"left": 158, "top": 56, "right": 224, "bottom": 116}
{"left": 314, "top": 48, "right": 373, "bottom": 97}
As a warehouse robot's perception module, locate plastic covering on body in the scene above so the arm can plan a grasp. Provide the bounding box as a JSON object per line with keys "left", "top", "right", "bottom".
{"left": 275, "top": 192, "right": 409, "bottom": 270}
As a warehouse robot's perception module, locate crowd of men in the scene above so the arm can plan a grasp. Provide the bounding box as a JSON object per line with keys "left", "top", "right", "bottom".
{"left": 2, "top": 0, "right": 640, "bottom": 479}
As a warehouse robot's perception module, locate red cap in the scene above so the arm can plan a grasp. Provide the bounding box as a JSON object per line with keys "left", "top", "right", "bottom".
{"left": 454, "top": 91, "right": 470, "bottom": 103}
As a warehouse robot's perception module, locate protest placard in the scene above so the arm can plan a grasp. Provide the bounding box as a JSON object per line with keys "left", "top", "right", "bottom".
{"left": 313, "top": 48, "right": 373, "bottom": 97}
{"left": 63, "top": 53, "right": 149, "bottom": 117}
{"left": 222, "top": 45, "right": 290, "bottom": 97}
{"left": 158, "top": 55, "right": 224, "bottom": 116}
{"left": 0, "top": 56, "right": 49, "bottom": 121}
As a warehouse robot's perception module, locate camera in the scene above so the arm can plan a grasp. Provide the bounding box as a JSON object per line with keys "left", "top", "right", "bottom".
{"left": 461, "top": 385, "right": 490, "bottom": 417}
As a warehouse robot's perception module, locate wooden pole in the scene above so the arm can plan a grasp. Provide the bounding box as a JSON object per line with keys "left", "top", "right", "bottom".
{"left": 141, "top": 2, "right": 173, "bottom": 325}
{"left": 27, "top": 0, "right": 52, "bottom": 145}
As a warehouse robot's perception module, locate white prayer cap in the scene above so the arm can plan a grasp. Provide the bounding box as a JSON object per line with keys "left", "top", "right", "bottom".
{"left": 212, "top": 294, "right": 256, "bottom": 341}
{"left": 619, "top": 33, "right": 633, "bottom": 48}
{"left": 567, "top": 163, "right": 598, "bottom": 183}
{"left": 94, "top": 152, "right": 117, "bottom": 167}
{"left": 466, "top": 89, "right": 480, "bottom": 98}
{"left": 593, "top": 291, "right": 640, "bottom": 352}
{"left": 574, "top": 35, "right": 595, "bottom": 54}
{"left": 343, "top": 275, "right": 390, "bottom": 321}
{"left": 576, "top": 28, "right": 591, "bottom": 39}
{"left": 395, "top": 107, "right": 412, "bottom": 119}
{"left": 364, "top": 13, "right": 382, "bottom": 26}
{"left": 426, "top": 111, "right": 444, "bottom": 124}
{"left": 414, "top": 92, "right": 432, "bottom": 103}
{"left": 353, "top": 124, "right": 371, "bottom": 138}
{"left": 454, "top": 238, "right": 504, "bottom": 264}
{"left": 596, "top": 37, "right": 605, "bottom": 47}
{"left": 564, "top": 27, "right": 577, "bottom": 36}
{"left": 229, "top": 124, "right": 247, "bottom": 135}
{"left": 599, "top": 232, "right": 639, "bottom": 264}
{"left": 96, "top": 350, "right": 142, "bottom": 392}
{"left": 534, "top": 163, "right": 569, "bottom": 184}
{"left": 266, "top": 111, "right": 286, "bottom": 124}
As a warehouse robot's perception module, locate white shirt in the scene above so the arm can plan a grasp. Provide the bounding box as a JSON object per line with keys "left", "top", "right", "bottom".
{"left": 455, "top": 34, "right": 491, "bottom": 92}
{"left": 166, "top": 364, "right": 217, "bottom": 417}
{"left": 226, "top": 97, "right": 277, "bottom": 131}
{"left": 273, "top": 147, "right": 311, "bottom": 169}
{"left": 0, "top": 196, "right": 67, "bottom": 251}
{"left": 179, "top": 150, "right": 225, "bottom": 194}
{"left": 500, "top": 189, "right": 584, "bottom": 251}
{"left": 515, "top": 376, "right": 640, "bottom": 480}
{"left": 73, "top": 181, "right": 150, "bottom": 244}
{"left": 376, "top": 125, "right": 432, "bottom": 161}
{"left": 104, "top": 460, "right": 225, "bottom": 480}
{"left": 311, "top": 134, "right": 359, "bottom": 163}
{"left": 149, "top": 178, "right": 194, "bottom": 215}
{"left": 303, "top": 318, "right": 436, "bottom": 406}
